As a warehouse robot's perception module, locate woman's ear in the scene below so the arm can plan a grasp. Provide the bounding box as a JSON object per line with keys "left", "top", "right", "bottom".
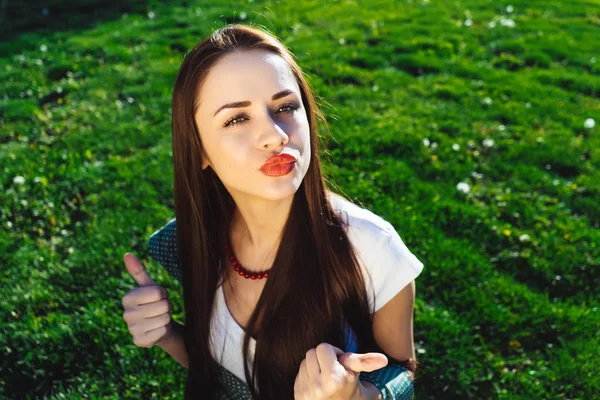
{"left": 201, "top": 150, "right": 212, "bottom": 170}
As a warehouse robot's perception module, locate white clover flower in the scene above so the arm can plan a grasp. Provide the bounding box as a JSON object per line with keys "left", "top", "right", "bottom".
{"left": 431, "top": 142, "right": 438, "bottom": 149}
{"left": 457, "top": 182, "right": 471, "bottom": 193}
{"left": 239, "top": 11, "right": 247, "bottom": 20}
{"left": 506, "top": 5, "right": 514, "bottom": 13}
{"left": 553, "top": 179, "right": 560, "bottom": 186}
{"left": 519, "top": 234, "right": 530, "bottom": 242}
{"left": 483, "top": 138, "right": 495, "bottom": 148}
{"left": 338, "top": 38, "right": 346, "bottom": 45}
{"left": 371, "top": 85, "right": 379, "bottom": 92}
{"left": 498, "top": 124, "right": 506, "bottom": 131}
{"left": 416, "top": 347, "right": 426, "bottom": 354}
{"left": 500, "top": 18, "right": 515, "bottom": 27}
{"left": 40, "top": 44, "right": 48, "bottom": 52}
{"left": 483, "top": 97, "right": 493, "bottom": 105}
{"left": 584, "top": 118, "right": 595, "bottom": 129}
{"left": 525, "top": 102, "right": 531, "bottom": 108}
{"left": 13, "top": 176, "right": 25, "bottom": 185}
{"left": 488, "top": 20, "right": 496, "bottom": 28}
{"left": 452, "top": 143, "right": 460, "bottom": 151}
{"left": 147, "top": 11, "right": 155, "bottom": 19}
{"left": 423, "top": 138, "right": 430, "bottom": 147}
{"left": 6, "top": 221, "right": 13, "bottom": 228}
{"left": 471, "top": 171, "right": 483, "bottom": 179}
{"left": 464, "top": 19, "right": 473, "bottom": 27}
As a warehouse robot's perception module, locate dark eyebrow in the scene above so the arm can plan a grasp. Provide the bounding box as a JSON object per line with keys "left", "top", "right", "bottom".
{"left": 213, "top": 89, "right": 295, "bottom": 117}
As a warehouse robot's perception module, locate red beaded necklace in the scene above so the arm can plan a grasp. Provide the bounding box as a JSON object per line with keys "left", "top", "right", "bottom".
{"left": 223, "top": 213, "right": 271, "bottom": 280}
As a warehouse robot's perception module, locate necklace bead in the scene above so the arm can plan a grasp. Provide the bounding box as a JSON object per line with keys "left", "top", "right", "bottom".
{"left": 224, "top": 214, "right": 271, "bottom": 280}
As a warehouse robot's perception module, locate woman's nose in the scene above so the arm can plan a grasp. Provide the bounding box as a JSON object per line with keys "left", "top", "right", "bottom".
{"left": 259, "top": 111, "right": 289, "bottom": 148}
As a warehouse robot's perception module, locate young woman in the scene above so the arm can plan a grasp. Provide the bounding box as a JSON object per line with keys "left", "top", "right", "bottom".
{"left": 132, "top": 24, "right": 424, "bottom": 399}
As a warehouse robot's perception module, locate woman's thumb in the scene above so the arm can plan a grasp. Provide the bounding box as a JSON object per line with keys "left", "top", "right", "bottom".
{"left": 124, "top": 253, "right": 156, "bottom": 287}
{"left": 338, "top": 352, "right": 389, "bottom": 373}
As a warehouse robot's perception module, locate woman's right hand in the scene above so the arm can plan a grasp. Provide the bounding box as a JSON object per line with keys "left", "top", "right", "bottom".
{"left": 121, "top": 253, "right": 173, "bottom": 348}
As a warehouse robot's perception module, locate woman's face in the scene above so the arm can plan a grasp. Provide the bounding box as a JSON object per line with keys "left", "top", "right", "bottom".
{"left": 193, "top": 49, "right": 311, "bottom": 202}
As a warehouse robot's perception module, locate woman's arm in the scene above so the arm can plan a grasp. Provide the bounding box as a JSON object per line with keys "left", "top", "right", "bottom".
{"left": 158, "top": 320, "right": 189, "bottom": 369}
{"left": 358, "top": 280, "right": 418, "bottom": 399}
{"left": 373, "top": 280, "right": 417, "bottom": 368}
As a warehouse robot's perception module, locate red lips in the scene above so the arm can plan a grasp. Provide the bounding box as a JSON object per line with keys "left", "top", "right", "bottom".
{"left": 260, "top": 153, "right": 297, "bottom": 171}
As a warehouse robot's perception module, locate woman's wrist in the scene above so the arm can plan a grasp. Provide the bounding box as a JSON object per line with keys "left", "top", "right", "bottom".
{"left": 157, "top": 320, "right": 189, "bottom": 368}
{"left": 356, "top": 380, "right": 383, "bottom": 400}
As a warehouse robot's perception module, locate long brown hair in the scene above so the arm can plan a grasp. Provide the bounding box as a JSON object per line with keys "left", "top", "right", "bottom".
{"left": 172, "top": 24, "right": 391, "bottom": 399}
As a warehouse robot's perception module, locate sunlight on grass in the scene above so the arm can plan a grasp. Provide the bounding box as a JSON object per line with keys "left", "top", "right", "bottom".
{"left": 1, "top": 0, "right": 598, "bottom": 398}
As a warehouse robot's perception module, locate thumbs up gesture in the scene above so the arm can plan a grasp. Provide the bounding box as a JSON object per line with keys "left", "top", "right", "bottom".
{"left": 293, "top": 343, "right": 388, "bottom": 400}
{"left": 121, "top": 253, "right": 173, "bottom": 348}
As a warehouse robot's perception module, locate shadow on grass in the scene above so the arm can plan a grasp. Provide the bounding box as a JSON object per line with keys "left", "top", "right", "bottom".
{"left": 0, "top": 0, "right": 180, "bottom": 43}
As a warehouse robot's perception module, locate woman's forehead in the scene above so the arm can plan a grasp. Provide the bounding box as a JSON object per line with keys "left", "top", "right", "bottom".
{"left": 196, "top": 50, "right": 299, "bottom": 114}
{"left": 212, "top": 49, "right": 290, "bottom": 75}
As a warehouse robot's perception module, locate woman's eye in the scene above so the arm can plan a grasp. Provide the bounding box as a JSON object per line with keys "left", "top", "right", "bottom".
{"left": 223, "top": 102, "right": 300, "bottom": 128}
{"left": 278, "top": 103, "right": 300, "bottom": 113}
{"left": 223, "top": 115, "right": 247, "bottom": 128}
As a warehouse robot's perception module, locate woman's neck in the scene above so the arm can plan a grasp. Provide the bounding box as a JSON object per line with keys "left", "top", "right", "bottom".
{"left": 229, "top": 194, "right": 294, "bottom": 255}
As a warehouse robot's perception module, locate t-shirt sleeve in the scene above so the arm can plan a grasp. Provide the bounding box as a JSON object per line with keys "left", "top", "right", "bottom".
{"left": 364, "top": 223, "right": 424, "bottom": 313}
{"left": 147, "top": 218, "right": 183, "bottom": 284}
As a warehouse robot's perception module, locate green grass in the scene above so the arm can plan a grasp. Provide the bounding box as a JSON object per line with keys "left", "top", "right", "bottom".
{"left": 1, "top": 0, "right": 599, "bottom": 398}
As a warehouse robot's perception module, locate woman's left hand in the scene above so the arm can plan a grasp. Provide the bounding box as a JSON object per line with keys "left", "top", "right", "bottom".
{"left": 293, "top": 342, "right": 388, "bottom": 400}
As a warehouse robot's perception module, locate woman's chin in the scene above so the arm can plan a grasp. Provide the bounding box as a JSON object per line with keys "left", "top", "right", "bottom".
{"left": 259, "top": 181, "right": 302, "bottom": 201}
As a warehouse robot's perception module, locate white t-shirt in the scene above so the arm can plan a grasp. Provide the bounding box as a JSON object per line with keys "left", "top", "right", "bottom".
{"left": 208, "top": 193, "right": 424, "bottom": 384}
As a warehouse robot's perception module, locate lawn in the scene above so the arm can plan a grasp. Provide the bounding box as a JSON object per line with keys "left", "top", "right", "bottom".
{"left": 1, "top": 0, "right": 599, "bottom": 398}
